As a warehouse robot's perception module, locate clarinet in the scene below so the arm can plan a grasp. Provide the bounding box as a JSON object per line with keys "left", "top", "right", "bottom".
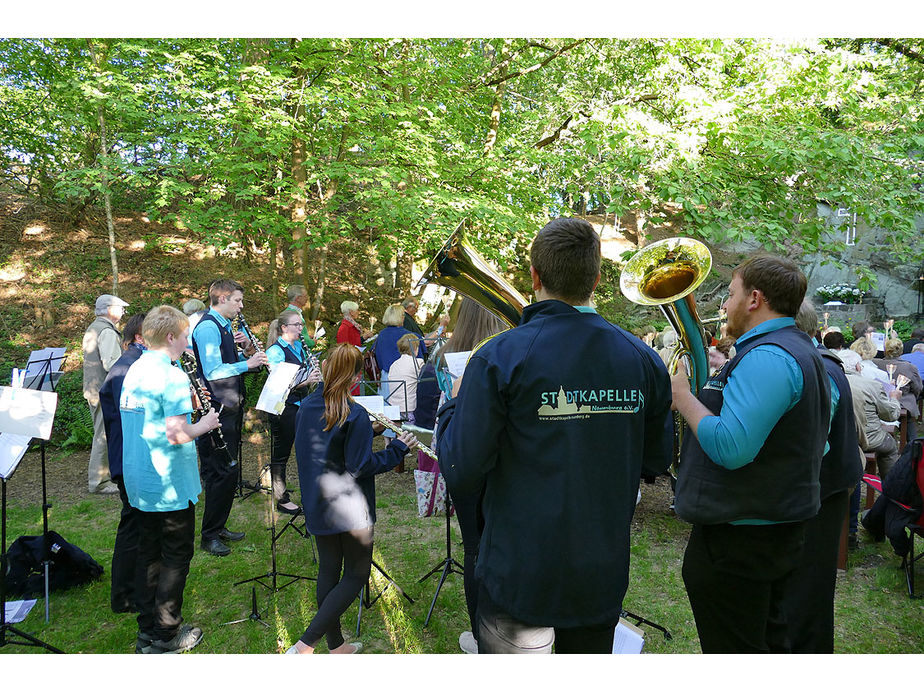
{"left": 300, "top": 334, "right": 323, "bottom": 383}
{"left": 178, "top": 352, "right": 238, "bottom": 469}
{"left": 236, "top": 312, "right": 268, "bottom": 372}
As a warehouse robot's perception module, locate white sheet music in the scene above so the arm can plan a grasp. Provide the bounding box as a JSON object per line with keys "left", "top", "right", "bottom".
{"left": 0, "top": 432, "right": 32, "bottom": 479}
{"left": 255, "top": 362, "right": 302, "bottom": 415}
{"left": 443, "top": 350, "right": 471, "bottom": 378}
{"left": 0, "top": 387, "right": 58, "bottom": 439}
{"left": 4, "top": 599, "right": 37, "bottom": 624}
{"left": 612, "top": 618, "right": 645, "bottom": 654}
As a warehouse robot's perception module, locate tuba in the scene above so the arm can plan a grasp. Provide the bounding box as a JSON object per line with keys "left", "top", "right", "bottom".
{"left": 619, "top": 236, "right": 713, "bottom": 393}
{"left": 416, "top": 222, "right": 530, "bottom": 328}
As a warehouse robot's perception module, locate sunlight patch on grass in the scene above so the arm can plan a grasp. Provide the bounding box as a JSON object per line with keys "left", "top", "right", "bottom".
{"left": 369, "top": 547, "right": 423, "bottom": 653}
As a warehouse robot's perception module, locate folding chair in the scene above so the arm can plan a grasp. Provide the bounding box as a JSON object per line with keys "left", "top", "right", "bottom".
{"left": 861, "top": 437, "right": 924, "bottom": 598}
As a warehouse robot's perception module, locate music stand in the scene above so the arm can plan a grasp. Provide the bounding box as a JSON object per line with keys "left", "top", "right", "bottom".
{"left": 354, "top": 559, "right": 415, "bottom": 637}
{"left": 22, "top": 350, "right": 64, "bottom": 623}
{"left": 0, "top": 383, "right": 62, "bottom": 653}
{"left": 417, "top": 492, "right": 463, "bottom": 627}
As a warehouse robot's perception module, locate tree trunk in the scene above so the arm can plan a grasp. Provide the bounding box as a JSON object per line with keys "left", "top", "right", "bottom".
{"left": 310, "top": 244, "right": 328, "bottom": 322}
{"left": 89, "top": 41, "right": 119, "bottom": 296}
{"left": 290, "top": 39, "right": 309, "bottom": 284}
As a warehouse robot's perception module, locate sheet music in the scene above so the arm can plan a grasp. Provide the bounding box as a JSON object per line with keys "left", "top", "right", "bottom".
{"left": 612, "top": 618, "right": 645, "bottom": 654}
{"left": 354, "top": 395, "right": 385, "bottom": 415}
{"left": 255, "top": 362, "right": 302, "bottom": 415}
{"left": 0, "top": 386, "right": 58, "bottom": 439}
{"left": 4, "top": 599, "right": 37, "bottom": 624}
{"left": 0, "top": 432, "right": 32, "bottom": 479}
{"left": 443, "top": 351, "right": 471, "bottom": 378}
{"left": 24, "top": 347, "right": 66, "bottom": 376}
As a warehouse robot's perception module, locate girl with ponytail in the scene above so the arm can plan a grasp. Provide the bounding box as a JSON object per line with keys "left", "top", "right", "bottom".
{"left": 288, "top": 343, "right": 417, "bottom": 654}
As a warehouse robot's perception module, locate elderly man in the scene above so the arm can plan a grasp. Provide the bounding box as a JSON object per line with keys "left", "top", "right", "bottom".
{"left": 83, "top": 293, "right": 128, "bottom": 494}
{"left": 282, "top": 284, "right": 316, "bottom": 349}
{"left": 401, "top": 297, "right": 449, "bottom": 356}
{"left": 902, "top": 343, "right": 924, "bottom": 381}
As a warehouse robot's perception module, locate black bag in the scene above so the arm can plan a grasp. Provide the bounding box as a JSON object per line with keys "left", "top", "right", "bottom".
{"left": 4, "top": 530, "right": 104, "bottom": 597}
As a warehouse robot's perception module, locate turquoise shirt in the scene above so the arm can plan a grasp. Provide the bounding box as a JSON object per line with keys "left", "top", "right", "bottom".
{"left": 696, "top": 318, "right": 804, "bottom": 471}
{"left": 120, "top": 350, "right": 201, "bottom": 512}
{"left": 192, "top": 308, "right": 249, "bottom": 381}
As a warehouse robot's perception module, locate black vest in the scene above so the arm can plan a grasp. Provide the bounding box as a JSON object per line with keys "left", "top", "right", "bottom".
{"left": 675, "top": 325, "right": 829, "bottom": 525}
{"left": 191, "top": 312, "right": 245, "bottom": 409}
{"left": 818, "top": 347, "right": 863, "bottom": 499}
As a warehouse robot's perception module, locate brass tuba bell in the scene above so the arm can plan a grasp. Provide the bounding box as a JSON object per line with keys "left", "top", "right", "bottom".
{"left": 416, "top": 222, "right": 530, "bottom": 328}
{"left": 619, "top": 236, "right": 712, "bottom": 393}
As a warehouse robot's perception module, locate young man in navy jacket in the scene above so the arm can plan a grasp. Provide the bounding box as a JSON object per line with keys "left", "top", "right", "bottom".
{"left": 437, "top": 217, "right": 672, "bottom": 654}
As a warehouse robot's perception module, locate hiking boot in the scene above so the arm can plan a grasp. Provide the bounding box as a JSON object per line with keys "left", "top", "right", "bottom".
{"left": 150, "top": 625, "right": 204, "bottom": 654}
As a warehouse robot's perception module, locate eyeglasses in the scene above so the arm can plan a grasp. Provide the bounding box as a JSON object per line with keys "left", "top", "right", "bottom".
{"left": 286, "top": 322, "right": 304, "bottom": 328}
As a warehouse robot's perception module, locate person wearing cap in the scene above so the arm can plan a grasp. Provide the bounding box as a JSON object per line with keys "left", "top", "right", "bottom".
{"left": 83, "top": 293, "right": 129, "bottom": 494}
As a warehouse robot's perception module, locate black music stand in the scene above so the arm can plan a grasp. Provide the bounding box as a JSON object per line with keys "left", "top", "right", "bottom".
{"left": 417, "top": 492, "right": 462, "bottom": 627}
{"left": 0, "top": 379, "right": 63, "bottom": 652}
{"left": 354, "top": 559, "right": 415, "bottom": 637}
{"left": 23, "top": 351, "right": 63, "bottom": 623}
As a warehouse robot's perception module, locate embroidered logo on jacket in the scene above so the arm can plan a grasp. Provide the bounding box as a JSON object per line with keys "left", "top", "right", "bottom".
{"left": 537, "top": 385, "right": 644, "bottom": 420}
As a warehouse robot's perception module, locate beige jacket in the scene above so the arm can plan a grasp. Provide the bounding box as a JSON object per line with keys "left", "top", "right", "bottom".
{"left": 845, "top": 371, "right": 901, "bottom": 451}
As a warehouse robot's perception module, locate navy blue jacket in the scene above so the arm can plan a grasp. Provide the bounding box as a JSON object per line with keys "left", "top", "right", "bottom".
{"left": 98, "top": 343, "right": 144, "bottom": 479}
{"left": 437, "top": 300, "right": 672, "bottom": 627}
{"left": 374, "top": 325, "right": 424, "bottom": 373}
{"left": 294, "top": 385, "right": 409, "bottom": 535}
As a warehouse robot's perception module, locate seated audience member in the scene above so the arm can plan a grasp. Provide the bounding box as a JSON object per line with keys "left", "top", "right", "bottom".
{"left": 851, "top": 337, "right": 891, "bottom": 388}
{"left": 901, "top": 343, "right": 924, "bottom": 381}
{"left": 903, "top": 326, "right": 924, "bottom": 355}
{"left": 657, "top": 329, "right": 677, "bottom": 367}
{"left": 875, "top": 338, "right": 922, "bottom": 441}
{"left": 841, "top": 349, "right": 901, "bottom": 479}
{"left": 822, "top": 329, "right": 846, "bottom": 351}
{"left": 388, "top": 334, "right": 425, "bottom": 419}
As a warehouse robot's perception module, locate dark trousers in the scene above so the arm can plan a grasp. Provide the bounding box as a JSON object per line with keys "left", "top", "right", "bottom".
{"left": 781, "top": 490, "right": 849, "bottom": 653}
{"left": 136, "top": 503, "right": 195, "bottom": 641}
{"left": 300, "top": 527, "right": 374, "bottom": 650}
{"left": 451, "top": 488, "right": 483, "bottom": 635}
{"left": 111, "top": 476, "right": 141, "bottom": 613}
{"left": 476, "top": 586, "right": 617, "bottom": 654}
{"left": 268, "top": 404, "right": 297, "bottom": 504}
{"left": 197, "top": 405, "right": 241, "bottom": 542}
{"left": 682, "top": 521, "right": 805, "bottom": 653}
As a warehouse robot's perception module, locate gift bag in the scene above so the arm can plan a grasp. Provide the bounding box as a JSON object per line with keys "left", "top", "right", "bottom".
{"left": 414, "top": 451, "right": 453, "bottom": 517}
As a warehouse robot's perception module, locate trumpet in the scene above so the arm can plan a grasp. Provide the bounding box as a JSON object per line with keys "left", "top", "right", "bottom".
{"left": 178, "top": 352, "right": 238, "bottom": 468}
{"left": 366, "top": 409, "right": 436, "bottom": 460}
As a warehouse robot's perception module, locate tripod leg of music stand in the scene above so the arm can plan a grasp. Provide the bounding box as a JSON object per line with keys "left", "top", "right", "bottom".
{"left": 423, "top": 561, "right": 453, "bottom": 628}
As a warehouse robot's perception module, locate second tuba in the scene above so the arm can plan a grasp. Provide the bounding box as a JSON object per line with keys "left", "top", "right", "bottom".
{"left": 416, "top": 221, "right": 530, "bottom": 328}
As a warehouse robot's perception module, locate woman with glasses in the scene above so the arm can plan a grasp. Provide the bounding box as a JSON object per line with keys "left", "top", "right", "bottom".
{"left": 265, "top": 311, "right": 320, "bottom": 514}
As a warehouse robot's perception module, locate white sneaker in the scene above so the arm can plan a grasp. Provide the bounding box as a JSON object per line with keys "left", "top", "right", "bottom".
{"left": 459, "top": 630, "right": 478, "bottom": 654}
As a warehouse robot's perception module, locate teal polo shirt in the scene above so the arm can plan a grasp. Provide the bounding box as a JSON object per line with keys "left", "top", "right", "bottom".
{"left": 120, "top": 350, "right": 201, "bottom": 512}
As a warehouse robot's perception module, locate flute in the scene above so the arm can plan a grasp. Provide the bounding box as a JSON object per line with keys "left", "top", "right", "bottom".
{"left": 366, "top": 409, "right": 436, "bottom": 460}
{"left": 178, "top": 352, "right": 238, "bottom": 468}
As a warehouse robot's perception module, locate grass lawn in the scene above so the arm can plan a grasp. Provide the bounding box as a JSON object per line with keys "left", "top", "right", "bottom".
{"left": 2, "top": 429, "right": 923, "bottom": 656}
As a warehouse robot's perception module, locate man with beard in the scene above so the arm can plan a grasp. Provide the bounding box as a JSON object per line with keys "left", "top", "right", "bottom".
{"left": 671, "top": 255, "right": 830, "bottom": 653}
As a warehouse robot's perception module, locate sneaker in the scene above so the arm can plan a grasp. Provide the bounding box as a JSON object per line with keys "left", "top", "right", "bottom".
{"left": 135, "top": 630, "right": 156, "bottom": 654}
{"left": 150, "top": 625, "right": 204, "bottom": 654}
{"left": 459, "top": 630, "right": 478, "bottom": 654}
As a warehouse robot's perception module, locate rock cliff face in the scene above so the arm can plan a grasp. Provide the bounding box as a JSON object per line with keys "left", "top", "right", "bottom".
{"left": 801, "top": 203, "right": 922, "bottom": 321}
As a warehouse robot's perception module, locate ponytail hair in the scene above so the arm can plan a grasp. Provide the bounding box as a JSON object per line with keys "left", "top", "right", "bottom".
{"left": 267, "top": 319, "right": 281, "bottom": 346}
{"left": 321, "top": 343, "right": 364, "bottom": 431}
